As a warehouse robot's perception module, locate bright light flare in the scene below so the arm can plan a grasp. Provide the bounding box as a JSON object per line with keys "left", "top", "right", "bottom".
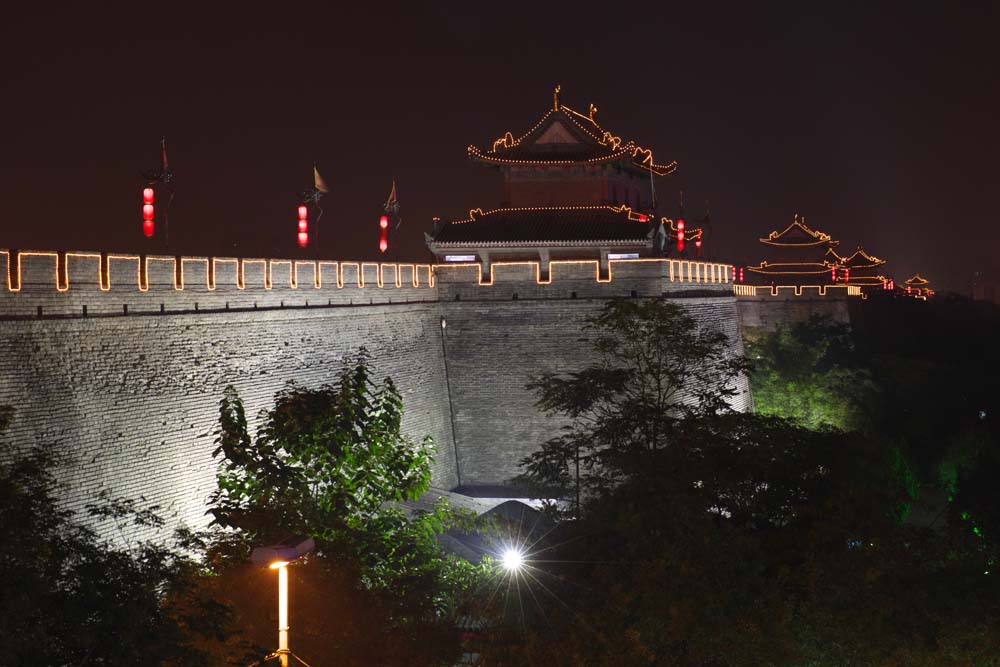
{"left": 269, "top": 560, "right": 290, "bottom": 570}
{"left": 501, "top": 548, "right": 525, "bottom": 572}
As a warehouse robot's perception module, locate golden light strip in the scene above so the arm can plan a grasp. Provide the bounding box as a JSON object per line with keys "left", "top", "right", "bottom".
{"left": 732, "top": 284, "right": 864, "bottom": 298}
{"left": 432, "top": 258, "right": 731, "bottom": 288}
{"left": 3, "top": 251, "right": 732, "bottom": 295}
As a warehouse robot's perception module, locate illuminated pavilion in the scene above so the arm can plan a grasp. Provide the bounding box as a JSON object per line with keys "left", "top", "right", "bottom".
{"left": 827, "top": 245, "right": 890, "bottom": 292}
{"left": 425, "top": 88, "right": 700, "bottom": 278}
{"left": 901, "top": 274, "right": 934, "bottom": 299}
{"left": 745, "top": 214, "right": 841, "bottom": 285}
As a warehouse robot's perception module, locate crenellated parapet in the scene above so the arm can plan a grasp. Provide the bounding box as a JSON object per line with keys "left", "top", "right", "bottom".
{"left": 1, "top": 249, "right": 735, "bottom": 319}
{"left": 0, "top": 249, "right": 436, "bottom": 318}
{"left": 734, "top": 283, "right": 860, "bottom": 331}
{"left": 733, "top": 284, "right": 862, "bottom": 298}
{"left": 434, "top": 258, "right": 732, "bottom": 303}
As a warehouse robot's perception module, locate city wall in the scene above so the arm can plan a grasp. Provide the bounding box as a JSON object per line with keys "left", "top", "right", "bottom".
{"left": 1, "top": 249, "right": 743, "bottom": 538}
{"left": 734, "top": 284, "right": 858, "bottom": 333}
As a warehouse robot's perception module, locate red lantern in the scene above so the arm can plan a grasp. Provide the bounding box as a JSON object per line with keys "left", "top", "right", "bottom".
{"left": 739, "top": 267, "right": 744, "bottom": 283}
{"left": 639, "top": 214, "right": 648, "bottom": 222}
{"left": 142, "top": 190, "right": 155, "bottom": 236}
{"left": 831, "top": 267, "right": 837, "bottom": 282}
{"left": 677, "top": 218, "right": 685, "bottom": 232}
{"left": 844, "top": 268, "right": 850, "bottom": 282}
{"left": 732, "top": 266, "right": 737, "bottom": 282}
{"left": 379, "top": 214, "right": 390, "bottom": 253}
{"left": 296, "top": 204, "right": 309, "bottom": 247}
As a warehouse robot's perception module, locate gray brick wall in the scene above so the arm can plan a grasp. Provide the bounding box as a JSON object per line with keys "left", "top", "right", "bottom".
{"left": 1, "top": 250, "right": 750, "bottom": 541}
{"left": 736, "top": 295, "right": 852, "bottom": 331}
{"left": 439, "top": 293, "right": 751, "bottom": 486}
{"left": 0, "top": 303, "right": 456, "bottom": 540}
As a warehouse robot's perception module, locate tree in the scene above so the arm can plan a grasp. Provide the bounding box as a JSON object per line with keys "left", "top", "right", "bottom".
{"left": 0, "top": 406, "right": 221, "bottom": 665}
{"left": 745, "top": 315, "right": 876, "bottom": 431}
{"left": 201, "top": 348, "right": 485, "bottom": 665}
{"left": 519, "top": 298, "right": 747, "bottom": 512}
{"left": 211, "top": 347, "right": 434, "bottom": 540}
{"left": 494, "top": 301, "right": 1000, "bottom": 666}
{"left": 495, "top": 414, "right": 1000, "bottom": 666}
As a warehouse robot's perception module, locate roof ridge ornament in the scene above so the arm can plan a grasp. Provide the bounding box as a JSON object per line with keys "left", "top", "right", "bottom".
{"left": 553, "top": 84, "right": 561, "bottom": 111}
{"left": 492, "top": 131, "right": 515, "bottom": 151}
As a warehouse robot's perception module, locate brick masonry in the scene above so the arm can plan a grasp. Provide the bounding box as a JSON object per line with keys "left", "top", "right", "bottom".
{"left": 1, "top": 250, "right": 750, "bottom": 540}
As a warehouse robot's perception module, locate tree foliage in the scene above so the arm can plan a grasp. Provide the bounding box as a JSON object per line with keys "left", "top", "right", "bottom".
{"left": 0, "top": 407, "right": 220, "bottom": 665}
{"left": 202, "top": 348, "right": 485, "bottom": 665}
{"left": 519, "top": 298, "right": 747, "bottom": 510}
{"left": 491, "top": 414, "right": 1000, "bottom": 666}
{"left": 745, "top": 316, "right": 876, "bottom": 431}
{"left": 494, "top": 300, "right": 1000, "bottom": 666}
{"left": 210, "top": 348, "right": 433, "bottom": 539}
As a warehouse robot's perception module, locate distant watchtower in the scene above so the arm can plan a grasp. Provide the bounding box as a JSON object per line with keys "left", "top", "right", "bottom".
{"left": 746, "top": 214, "right": 842, "bottom": 285}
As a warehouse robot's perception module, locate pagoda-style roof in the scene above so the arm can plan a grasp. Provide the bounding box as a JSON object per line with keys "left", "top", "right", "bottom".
{"left": 905, "top": 274, "right": 930, "bottom": 287}
{"left": 849, "top": 274, "right": 890, "bottom": 286}
{"left": 429, "top": 205, "right": 656, "bottom": 247}
{"left": 825, "top": 245, "right": 886, "bottom": 269}
{"left": 746, "top": 261, "right": 834, "bottom": 276}
{"left": 467, "top": 93, "right": 678, "bottom": 176}
{"left": 759, "top": 215, "right": 839, "bottom": 247}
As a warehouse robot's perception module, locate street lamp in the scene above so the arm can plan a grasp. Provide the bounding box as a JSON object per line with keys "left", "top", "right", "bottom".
{"left": 251, "top": 536, "right": 316, "bottom": 667}
{"left": 501, "top": 547, "right": 525, "bottom": 572}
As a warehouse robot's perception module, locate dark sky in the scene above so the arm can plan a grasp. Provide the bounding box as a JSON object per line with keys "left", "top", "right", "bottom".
{"left": 1, "top": 2, "right": 996, "bottom": 293}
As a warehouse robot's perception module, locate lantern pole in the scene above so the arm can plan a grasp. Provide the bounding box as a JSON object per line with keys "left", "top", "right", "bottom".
{"left": 276, "top": 562, "right": 290, "bottom": 667}
{"left": 250, "top": 537, "right": 315, "bottom": 667}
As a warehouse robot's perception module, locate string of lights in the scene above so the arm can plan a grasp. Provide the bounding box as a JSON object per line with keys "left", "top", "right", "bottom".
{"left": 470, "top": 94, "right": 678, "bottom": 176}
{"left": 2, "top": 250, "right": 731, "bottom": 293}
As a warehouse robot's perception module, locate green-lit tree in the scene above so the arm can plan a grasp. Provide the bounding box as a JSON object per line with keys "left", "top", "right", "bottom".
{"left": 745, "top": 315, "right": 876, "bottom": 431}
{"left": 201, "top": 348, "right": 485, "bottom": 665}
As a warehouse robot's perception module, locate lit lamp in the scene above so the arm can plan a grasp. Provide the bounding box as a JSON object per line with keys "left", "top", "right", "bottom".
{"left": 251, "top": 536, "right": 316, "bottom": 667}
{"left": 501, "top": 547, "right": 524, "bottom": 573}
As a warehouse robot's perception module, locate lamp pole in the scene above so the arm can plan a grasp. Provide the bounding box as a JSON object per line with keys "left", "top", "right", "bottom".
{"left": 251, "top": 536, "right": 315, "bottom": 667}
{"left": 274, "top": 561, "right": 290, "bottom": 666}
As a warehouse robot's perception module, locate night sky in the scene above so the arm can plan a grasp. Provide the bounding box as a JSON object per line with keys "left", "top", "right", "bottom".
{"left": 1, "top": 3, "right": 996, "bottom": 293}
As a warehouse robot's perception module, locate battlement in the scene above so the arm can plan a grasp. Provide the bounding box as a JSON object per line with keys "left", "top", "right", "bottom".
{"left": 0, "top": 249, "right": 437, "bottom": 318}
{"left": 1, "top": 249, "right": 734, "bottom": 318}
{"left": 734, "top": 283, "right": 858, "bottom": 331}
{"left": 733, "top": 284, "right": 862, "bottom": 298}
